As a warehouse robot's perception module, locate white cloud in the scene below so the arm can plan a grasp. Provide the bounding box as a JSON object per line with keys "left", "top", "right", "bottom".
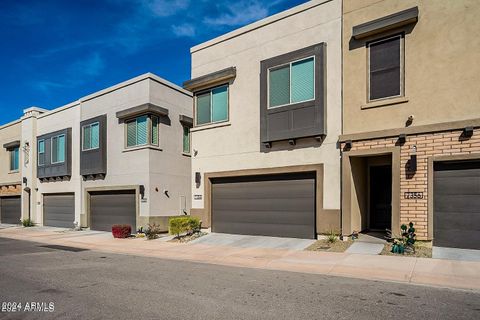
{"left": 203, "top": 1, "right": 271, "bottom": 27}
{"left": 69, "top": 53, "right": 105, "bottom": 77}
{"left": 172, "top": 23, "right": 196, "bottom": 37}
{"left": 142, "top": 0, "right": 190, "bottom": 17}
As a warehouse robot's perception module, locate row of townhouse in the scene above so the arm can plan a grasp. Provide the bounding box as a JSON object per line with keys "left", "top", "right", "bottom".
{"left": 0, "top": 74, "right": 193, "bottom": 232}
{"left": 1, "top": 0, "right": 479, "bottom": 251}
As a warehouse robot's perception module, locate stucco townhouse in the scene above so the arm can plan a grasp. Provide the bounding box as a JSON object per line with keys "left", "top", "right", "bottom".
{"left": 0, "top": 73, "right": 193, "bottom": 232}
{"left": 184, "top": 0, "right": 342, "bottom": 239}
{"left": 339, "top": 0, "right": 480, "bottom": 250}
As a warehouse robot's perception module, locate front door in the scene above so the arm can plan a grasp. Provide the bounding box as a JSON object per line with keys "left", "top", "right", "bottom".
{"left": 369, "top": 165, "right": 392, "bottom": 230}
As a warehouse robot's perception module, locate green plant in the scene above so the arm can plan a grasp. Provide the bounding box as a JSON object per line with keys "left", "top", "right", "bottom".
{"left": 169, "top": 216, "right": 201, "bottom": 238}
{"left": 144, "top": 224, "right": 162, "bottom": 240}
{"left": 391, "top": 222, "right": 416, "bottom": 254}
{"left": 21, "top": 218, "right": 35, "bottom": 227}
{"left": 326, "top": 230, "right": 338, "bottom": 243}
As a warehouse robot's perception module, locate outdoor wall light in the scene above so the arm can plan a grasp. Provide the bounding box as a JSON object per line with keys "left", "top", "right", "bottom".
{"left": 195, "top": 172, "right": 201, "bottom": 184}
{"left": 410, "top": 145, "right": 417, "bottom": 172}
{"left": 398, "top": 133, "right": 406, "bottom": 144}
{"left": 463, "top": 126, "right": 474, "bottom": 138}
{"left": 139, "top": 185, "right": 145, "bottom": 199}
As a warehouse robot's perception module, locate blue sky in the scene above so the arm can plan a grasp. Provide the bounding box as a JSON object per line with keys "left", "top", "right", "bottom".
{"left": 0, "top": 0, "right": 307, "bottom": 124}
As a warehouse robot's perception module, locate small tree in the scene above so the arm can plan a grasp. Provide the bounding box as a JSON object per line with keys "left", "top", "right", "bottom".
{"left": 391, "top": 222, "right": 416, "bottom": 254}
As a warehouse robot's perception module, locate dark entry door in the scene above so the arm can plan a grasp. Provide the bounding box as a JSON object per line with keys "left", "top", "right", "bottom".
{"left": 433, "top": 160, "right": 480, "bottom": 249}
{"left": 369, "top": 165, "right": 392, "bottom": 230}
{"left": 211, "top": 172, "right": 316, "bottom": 239}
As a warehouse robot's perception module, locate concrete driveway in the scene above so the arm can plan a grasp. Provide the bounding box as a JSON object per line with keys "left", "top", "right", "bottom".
{"left": 190, "top": 233, "right": 315, "bottom": 250}
{"left": 433, "top": 246, "right": 480, "bottom": 262}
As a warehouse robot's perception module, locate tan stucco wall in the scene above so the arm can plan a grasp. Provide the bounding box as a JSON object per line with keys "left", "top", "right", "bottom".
{"left": 343, "top": 0, "right": 480, "bottom": 134}
{"left": 190, "top": 0, "right": 342, "bottom": 217}
{"left": 0, "top": 121, "right": 22, "bottom": 185}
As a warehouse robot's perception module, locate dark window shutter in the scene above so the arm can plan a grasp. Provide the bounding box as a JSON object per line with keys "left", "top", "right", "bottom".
{"left": 369, "top": 36, "right": 401, "bottom": 100}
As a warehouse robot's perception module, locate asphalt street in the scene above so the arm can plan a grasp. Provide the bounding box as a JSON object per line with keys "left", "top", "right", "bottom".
{"left": 0, "top": 237, "right": 478, "bottom": 320}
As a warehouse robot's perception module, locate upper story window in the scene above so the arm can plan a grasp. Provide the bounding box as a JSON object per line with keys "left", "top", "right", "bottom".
{"left": 82, "top": 122, "right": 100, "bottom": 151}
{"left": 126, "top": 115, "right": 158, "bottom": 148}
{"left": 268, "top": 56, "right": 315, "bottom": 108}
{"left": 9, "top": 147, "right": 19, "bottom": 172}
{"left": 195, "top": 85, "right": 228, "bottom": 126}
{"left": 38, "top": 140, "right": 45, "bottom": 166}
{"left": 51, "top": 134, "right": 66, "bottom": 164}
{"left": 182, "top": 126, "right": 190, "bottom": 154}
{"left": 368, "top": 34, "right": 404, "bottom": 101}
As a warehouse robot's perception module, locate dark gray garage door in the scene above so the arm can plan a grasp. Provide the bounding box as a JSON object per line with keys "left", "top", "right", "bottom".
{"left": 90, "top": 190, "right": 136, "bottom": 232}
{"left": 434, "top": 160, "right": 480, "bottom": 249}
{"left": 211, "top": 172, "right": 316, "bottom": 239}
{"left": 43, "top": 193, "right": 75, "bottom": 228}
{"left": 0, "top": 196, "right": 21, "bottom": 224}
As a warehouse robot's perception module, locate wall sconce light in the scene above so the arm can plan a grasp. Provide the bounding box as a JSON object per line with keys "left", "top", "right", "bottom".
{"left": 195, "top": 172, "right": 201, "bottom": 184}
{"left": 139, "top": 185, "right": 145, "bottom": 199}
{"left": 398, "top": 133, "right": 406, "bottom": 144}
{"left": 463, "top": 127, "right": 474, "bottom": 138}
{"left": 22, "top": 177, "right": 28, "bottom": 185}
{"left": 410, "top": 145, "right": 417, "bottom": 172}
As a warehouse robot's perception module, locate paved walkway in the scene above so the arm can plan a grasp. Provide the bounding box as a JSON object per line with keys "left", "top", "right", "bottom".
{"left": 0, "top": 226, "right": 479, "bottom": 291}
{"left": 191, "top": 233, "right": 315, "bottom": 250}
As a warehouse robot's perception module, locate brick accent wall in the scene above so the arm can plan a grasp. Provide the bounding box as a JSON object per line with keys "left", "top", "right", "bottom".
{"left": 342, "top": 129, "right": 480, "bottom": 239}
{"left": 0, "top": 184, "right": 21, "bottom": 196}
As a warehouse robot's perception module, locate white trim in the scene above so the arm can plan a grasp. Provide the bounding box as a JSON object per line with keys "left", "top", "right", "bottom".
{"left": 50, "top": 134, "right": 66, "bottom": 164}
{"left": 267, "top": 55, "right": 316, "bottom": 109}
{"left": 81, "top": 122, "right": 100, "bottom": 151}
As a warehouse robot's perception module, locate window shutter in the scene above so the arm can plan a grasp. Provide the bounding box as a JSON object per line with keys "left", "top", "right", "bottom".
{"left": 269, "top": 65, "right": 290, "bottom": 107}
{"left": 127, "top": 121, "right": 137, "bottom": 147}
{"left": 136, "top": 116, "right": 148, "bottom": 145}
{"left": 58, "top": 135, "right": 65, "bottom": 163}
{"left": 151, "top": 116, "right": 158, "bottom": 145}
{"left": 91, "top": 123, "right": 99, "bottom": 149}
{"left": 291, "top": 57, "right": 314, "bottom": 103}
{"left": 196, "top": 93, "right": 211, "bottom": 125}
{"left": 83, "top": 125, "right": 91, "bottom": 150}
{"left": 212, "top": 86, "right": 228, "bottom": 122}
{"left": 369, "top": 36, "right": 401, "bottom": 100}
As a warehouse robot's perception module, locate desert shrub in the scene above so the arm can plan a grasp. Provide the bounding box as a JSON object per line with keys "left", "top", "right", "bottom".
{"left": 21, "top": 218, "right": 35, "bottom": 227}
{"left": 326, "top": 230, "right": 338, "bottom": 243}
{"left": 111, "top": 224, "right": 131, "bottom": 238}
{"left": 169, "top": 216, "right": 201, "bottom": 237}
{"left": 144, "top": 224, "right": 162, "bottom": 240}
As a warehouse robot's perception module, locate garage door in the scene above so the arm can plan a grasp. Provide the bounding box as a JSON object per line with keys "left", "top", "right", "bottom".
{"left": 43, "top": 193, "right": 75, "bottom": 228}
{"left": 211, "top": 172, "right": 316, "bottom": 239}
{"left": 90, "top": 190, "right": 136, "bottom": 232}
{"left": 434, "top": 160, "right": 480, "bottom": 249}
{"left": 0, "top": 196, "right": 21, "bottom": 224}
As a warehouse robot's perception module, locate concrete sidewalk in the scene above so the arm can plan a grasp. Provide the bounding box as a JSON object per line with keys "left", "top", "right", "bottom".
{"left": 1, "top": 226, "right": 479, "bottom": 292}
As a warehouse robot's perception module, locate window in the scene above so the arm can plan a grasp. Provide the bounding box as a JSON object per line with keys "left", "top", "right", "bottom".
{"left": 51, "top": 134, "right": 66, "bottom": 164}
{"left": 38, "top": 140, "right": 45, "bottom": 166}
{"left": 368, "top": 34, "right": 403, "bottom": 101}
{"left": 268, "top": 56, "right": 315, "bottom": 108}
{"left": 126, "top": 115, "right": 159, "bottom": 148}
{"left": 196, "top": 85, "right": 228, "bottom": 125}
{"left": 82, "top": 122, "right": 100, "bottom": 151}
{"left": 9, "top": 147, "right": 19, "bottom": 171}
{"left": 182, "top": 126, "right": 190, "bottom": 154}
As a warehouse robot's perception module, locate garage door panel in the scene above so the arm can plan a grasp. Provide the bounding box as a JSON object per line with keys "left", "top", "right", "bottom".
{"left": 212, "top": 210, "right": 315, "bottom": 226}
{"left": 0, "top": 197, "right": 21, "bottom": 224}
{"left": 44, "top": 194, "right": 75, "bottom": 228}
{"left": 434, "top": 160, "right": 480, "bottom": 250}
{"left": 212, "top": 173, "right": 316, "bottom": 239}
{"left": 90, "top": 191, "right": 136, "bottom": 232}
{"left": 213, "top": 197, "right": 315, "bottom": 212}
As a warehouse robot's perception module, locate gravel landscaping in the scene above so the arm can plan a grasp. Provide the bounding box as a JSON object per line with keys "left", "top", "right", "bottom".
{"left": 305, "top": 239, "right": 353, "bottom": 253}
{"left": 380, "top": 241, "right": 432, "bottom": 258}
{"left": 168, "top": 232, "right": 208, "bottom": 243}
